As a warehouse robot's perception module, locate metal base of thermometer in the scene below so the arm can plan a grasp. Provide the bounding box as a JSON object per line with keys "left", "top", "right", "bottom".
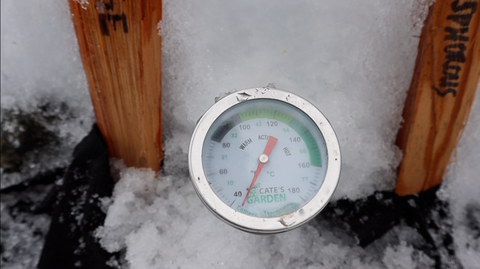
{"left": 189, "top": 87, "right": 341, "bottom": 234}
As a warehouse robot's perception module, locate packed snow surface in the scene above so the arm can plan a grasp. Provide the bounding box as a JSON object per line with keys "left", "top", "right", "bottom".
{"left": 1, "top": 0, "right": 479, "bottom": 268}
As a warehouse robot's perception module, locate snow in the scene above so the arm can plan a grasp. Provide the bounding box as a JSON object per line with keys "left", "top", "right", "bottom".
{"left": 161, "top": 0, "right": 433, "bottom": 201}
{"left": 97, "top": 162, "right": 361, "bottom": 268}
{"left": 1, "top": 0, "right": 95, "bottom": 188}
{"left": 1, "top": 0, "right": 90, "bottom": 109}
{"left": 1, "top": 0, "right": 479, "bottom": 268}
{"left": 442, "top": 86, "right": 480, "bottom": 268}
{"left": 1, "top": 185, "right": 53, "bottom": 269}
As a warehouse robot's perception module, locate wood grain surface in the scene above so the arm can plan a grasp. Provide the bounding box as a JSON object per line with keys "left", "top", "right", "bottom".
{"left": 396, "top": 0, "right": 479, "bottom": 196}
{"left": 70, "top": 0, "right": 163, "bottom": 171}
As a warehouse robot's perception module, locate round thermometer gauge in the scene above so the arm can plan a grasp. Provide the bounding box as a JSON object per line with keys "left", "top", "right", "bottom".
{"left": 189, "top": 88, "right": 341, "bottom": 234}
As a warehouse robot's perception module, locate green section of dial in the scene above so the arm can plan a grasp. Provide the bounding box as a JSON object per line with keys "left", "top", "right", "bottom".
{"left": 288, "top": 118, "right": 322, "bottom": 167}
{"left": 239, "top": 108, "right": 273, "bottom": 121}
{"left": 239, "top": 108, "right": 293, "bottom": 124}
{"left": 237, "top": 108, "right": 322, "bottom": 167}
{"left": 300, "top": 131, "right": 322, "bottom": 166}
{"left": 273, "top": 110, "right": 294, "bottom": 125}
{"left": 238, "top": 108, "right": 293, "bottom": 124}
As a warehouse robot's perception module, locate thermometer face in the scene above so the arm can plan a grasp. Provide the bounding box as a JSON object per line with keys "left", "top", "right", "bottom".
{"left": 189, "top": 88, "right": 340, "bottom": 234}
{"left": 203, "top": 99, "right": 327, "bottom": 218}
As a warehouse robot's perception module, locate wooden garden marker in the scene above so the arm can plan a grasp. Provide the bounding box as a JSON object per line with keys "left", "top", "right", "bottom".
{"left": 70, "top": 0, "right": 163, "bottom": 171}
{"left": 395, "top": 0, "right": 480, "bottom": 196}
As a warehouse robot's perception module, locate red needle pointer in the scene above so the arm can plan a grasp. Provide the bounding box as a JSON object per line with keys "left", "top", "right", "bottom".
{"left": 242, "top": 136, "right": 278, "bottom": 206}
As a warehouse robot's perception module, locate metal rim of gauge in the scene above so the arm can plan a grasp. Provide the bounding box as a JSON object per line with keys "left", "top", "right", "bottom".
{"left": 188, "top": 87, "right": 341, "bottom": 234}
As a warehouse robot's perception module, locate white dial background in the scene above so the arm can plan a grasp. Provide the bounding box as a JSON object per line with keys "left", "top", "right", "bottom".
{"left": 202, "top": 99, "right": 328, "bottom": 218}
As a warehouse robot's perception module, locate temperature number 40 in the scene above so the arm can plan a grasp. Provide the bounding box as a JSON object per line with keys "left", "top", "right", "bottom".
{"left": 234, "top": 191, "right": 243, "bottom": 197}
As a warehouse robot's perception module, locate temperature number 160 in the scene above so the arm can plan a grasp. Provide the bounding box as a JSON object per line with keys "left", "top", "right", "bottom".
{"left": 298, "top": 162, "right": 310, "bottom": 168}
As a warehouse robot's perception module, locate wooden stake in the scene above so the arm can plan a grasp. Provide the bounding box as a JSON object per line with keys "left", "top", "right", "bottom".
{"left": 395, "top": 0, "right": 480, "bottom": 196}
{"left": 70, "top": 0, "right": 163, "bottom": 171}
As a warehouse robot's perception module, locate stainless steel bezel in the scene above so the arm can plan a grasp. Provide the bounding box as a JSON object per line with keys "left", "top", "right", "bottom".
{"left": 188, "top": 87, "right": 341, "bottom": 234}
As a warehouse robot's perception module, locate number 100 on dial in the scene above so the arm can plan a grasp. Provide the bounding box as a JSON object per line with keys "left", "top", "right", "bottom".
{"left": 189, "top": 88, "right": 341, "bottom": 234}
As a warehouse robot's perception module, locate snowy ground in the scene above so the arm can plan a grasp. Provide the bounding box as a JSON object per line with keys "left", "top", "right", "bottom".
{"left": 1, "top": 0, "right": 479, "bottom": 268}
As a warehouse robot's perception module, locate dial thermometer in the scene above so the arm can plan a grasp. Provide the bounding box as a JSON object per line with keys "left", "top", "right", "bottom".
{"left": 189, "top": 88, "right": 341, "bottom": 234}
